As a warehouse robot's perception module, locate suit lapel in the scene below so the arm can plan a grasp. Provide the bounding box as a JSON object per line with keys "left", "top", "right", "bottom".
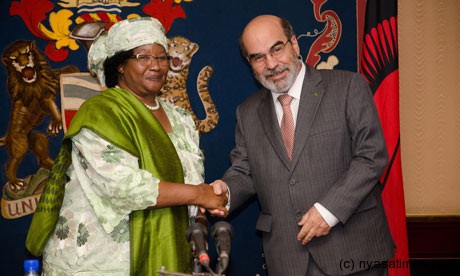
{"left": 257, "top": 66, "right": 325, "bottom": 170}
{"left": 291, "top": 66, "right": 325, "bottom": 167}
{"left": 257, "top": 89, "right": 292, "bottom": 169}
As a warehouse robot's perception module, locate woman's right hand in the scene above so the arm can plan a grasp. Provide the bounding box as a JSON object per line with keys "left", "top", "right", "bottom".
{"left": 196, "top": 183, "right": 228, "bottom": 217}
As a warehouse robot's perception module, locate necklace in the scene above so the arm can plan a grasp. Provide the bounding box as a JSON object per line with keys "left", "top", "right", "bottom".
{"left": 144, "top": 98, "right": 160, "bottom": 111}
{"left": 114, "top": 85, "right": 160, "bottom": 111}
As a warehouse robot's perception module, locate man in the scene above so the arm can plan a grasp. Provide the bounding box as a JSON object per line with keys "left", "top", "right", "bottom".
{"left": 211, "top": 15, "right": 394, "bottom": 275}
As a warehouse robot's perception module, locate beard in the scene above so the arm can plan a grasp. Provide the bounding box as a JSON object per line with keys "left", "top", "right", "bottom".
{"left": 254, "top": 54, "right": 301, "bottom": 94}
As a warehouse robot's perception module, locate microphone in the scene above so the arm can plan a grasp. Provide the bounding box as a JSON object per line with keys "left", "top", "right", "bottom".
{"left": 186, "top": 222, "right": 210, "bottom": 267}
{"left": 211, "top": 221, "right": 233, "bottom": 274}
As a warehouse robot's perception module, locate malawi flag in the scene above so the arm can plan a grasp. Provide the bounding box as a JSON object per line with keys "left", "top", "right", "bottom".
{"left": 360, "top": 0, "right": 410, "bottom": 275}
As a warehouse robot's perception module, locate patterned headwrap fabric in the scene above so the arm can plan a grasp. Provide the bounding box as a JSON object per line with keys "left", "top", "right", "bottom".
{"left": 87, "top": 17, "right": 168, "bottom": 86}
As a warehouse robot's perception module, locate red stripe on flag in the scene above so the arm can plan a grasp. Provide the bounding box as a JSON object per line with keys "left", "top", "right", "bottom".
{"left": 382, "top": 145, "right": 410, "bottom": 275}
{"left": 360, "top": 1, "right": 410, "bottom": 275}
{"left": 374, "top": 71, "right": 400, "bottom": 153}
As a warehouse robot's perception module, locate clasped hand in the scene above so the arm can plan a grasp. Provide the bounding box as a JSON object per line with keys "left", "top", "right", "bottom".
{"left": 199, "top": 180, "right": 229, "bottom": 217}
{"left": 297, "top": 206, "right": 332, "bottom": 245}
{"left": 197, "top": 183, "right": 228, "bottom": 216}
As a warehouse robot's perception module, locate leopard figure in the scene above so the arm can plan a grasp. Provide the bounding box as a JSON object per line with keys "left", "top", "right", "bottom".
{"left": 160, "top": 36, "right": 219, "bottom": 133}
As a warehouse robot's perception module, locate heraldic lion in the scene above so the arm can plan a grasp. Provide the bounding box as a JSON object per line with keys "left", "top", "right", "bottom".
{"left": 0, "top": 40, "right": 79, "bottom": 195}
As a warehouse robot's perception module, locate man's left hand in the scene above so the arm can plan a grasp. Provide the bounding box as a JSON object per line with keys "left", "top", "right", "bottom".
{"left": 297, "top": 206, "right": 332, "bottom": 245}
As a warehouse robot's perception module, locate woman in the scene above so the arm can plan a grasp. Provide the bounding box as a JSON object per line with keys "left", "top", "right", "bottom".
{"left": 25, "top": 17, "right": 227, "bottom": 275}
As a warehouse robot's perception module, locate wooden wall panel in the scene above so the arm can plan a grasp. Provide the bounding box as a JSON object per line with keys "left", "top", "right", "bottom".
{"left": 399, "top": 0, "right": 460, "bottom": 215}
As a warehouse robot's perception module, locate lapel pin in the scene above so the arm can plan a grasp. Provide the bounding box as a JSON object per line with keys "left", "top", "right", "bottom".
{"left": 313, "top": 92, "right": 318, "bottom": 97}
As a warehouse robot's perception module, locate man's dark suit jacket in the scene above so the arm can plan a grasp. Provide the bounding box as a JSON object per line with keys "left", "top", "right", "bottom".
{"left": 222, "top": 65, "right": 395, "bottom": 275}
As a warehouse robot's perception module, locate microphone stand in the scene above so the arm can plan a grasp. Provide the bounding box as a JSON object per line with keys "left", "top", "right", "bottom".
{"left": 157, "top": 214, "right": 233, "bottom": 276}
{"left": 157, "top": 266, "right": 214, "bottom": 276}
{"left": 196, "top": 213, "right": 209, "bottom": 273}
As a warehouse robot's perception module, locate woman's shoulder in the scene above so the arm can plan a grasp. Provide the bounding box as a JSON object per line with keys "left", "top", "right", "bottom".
{"left": 159, "top": 98, "right": 197, "bottom": 130}
{"left": 159, "top": 98, "right": 191, "bottom": 117}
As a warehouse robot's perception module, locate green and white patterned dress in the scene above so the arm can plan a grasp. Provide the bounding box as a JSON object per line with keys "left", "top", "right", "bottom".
{"left": 42, "top": 99, "right": 204, "bottom": 275}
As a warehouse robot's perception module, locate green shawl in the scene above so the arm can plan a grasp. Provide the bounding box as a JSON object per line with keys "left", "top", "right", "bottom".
{"left": 26, "top": 87, "right": 191, "bottom": 275}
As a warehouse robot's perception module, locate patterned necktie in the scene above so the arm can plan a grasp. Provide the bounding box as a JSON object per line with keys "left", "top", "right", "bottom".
{"left": 278, "top": 94, "right": 294, "bottom": 159}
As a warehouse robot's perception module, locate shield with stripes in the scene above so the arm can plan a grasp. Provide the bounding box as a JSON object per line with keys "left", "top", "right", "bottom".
{"left": 59, "top": 72, "right": 105, "bottom": 132}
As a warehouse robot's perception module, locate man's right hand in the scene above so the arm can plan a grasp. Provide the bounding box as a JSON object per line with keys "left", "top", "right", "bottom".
{"left": 210, "top": 180, "right": 229, "bottom": 195}
{"left": 197, "top": 183, "right": 228, "bottom": 216}
{"left": 203, "top": 180, "right": 229, "bottom": 217}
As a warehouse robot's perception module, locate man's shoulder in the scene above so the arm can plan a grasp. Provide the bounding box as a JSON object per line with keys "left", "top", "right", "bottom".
{"left": 238, "top": 88, "right": 268, "bottom": 109}
{"left": 309, "top": 67, "right": 367, "bottom": 90}
{"left": 314, "top": 67, "right": 361, "bottom": 80}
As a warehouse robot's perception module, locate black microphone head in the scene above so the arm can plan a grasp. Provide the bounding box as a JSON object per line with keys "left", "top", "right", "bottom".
{"left": 186, "top": 222, "right": 210, "bottom": 266}
{"left": 211, "top": 221, "right": 233, "bottom": 238}
{"left": 212, "top": 221, "right": 233, "bottom": 273}
{"left": 211, "top": 221, "right": 233, "bottom": 256}
{"left": 186, "top": 222, "right": 208, "bottom": 242}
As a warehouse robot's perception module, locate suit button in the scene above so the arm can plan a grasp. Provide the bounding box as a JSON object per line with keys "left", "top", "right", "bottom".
{"left": 296, "top": 210, "right": 302, "bottom": 221}
{"left": 289, "top": 179, "right": 296, "bottom": 186}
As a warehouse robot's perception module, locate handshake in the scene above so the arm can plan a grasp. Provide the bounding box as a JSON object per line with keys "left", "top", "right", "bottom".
{"left": 197, "top": 180, "right": 229, "bottom": 217}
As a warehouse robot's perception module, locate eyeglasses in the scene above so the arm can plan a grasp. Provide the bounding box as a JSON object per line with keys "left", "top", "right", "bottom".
{"left": 130, "top": 54, "right": 170, "bottom": 67}
{"left": 248, "top": 39, "right": 291, "bottom": 66}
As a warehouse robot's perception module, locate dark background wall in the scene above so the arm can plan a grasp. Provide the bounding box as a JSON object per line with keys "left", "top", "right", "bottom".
{"left": 0, "top": 1, "right": 359, "bottom": 275}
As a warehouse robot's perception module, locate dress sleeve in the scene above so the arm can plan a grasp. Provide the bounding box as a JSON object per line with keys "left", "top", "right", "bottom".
{"left": 163, "top": 101, "right": 204, "bottom": 219}
{"left": 166, "top": 102, "right": 204, "bottom": 185}
{"left": 183, "top": 113, "right": 204, "bottom": 218}
{"left": 70, "top": 128, "right": 159, "bottom": 233}
{"left": 182, "top": 112, "right": 204, "bottom": 183}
